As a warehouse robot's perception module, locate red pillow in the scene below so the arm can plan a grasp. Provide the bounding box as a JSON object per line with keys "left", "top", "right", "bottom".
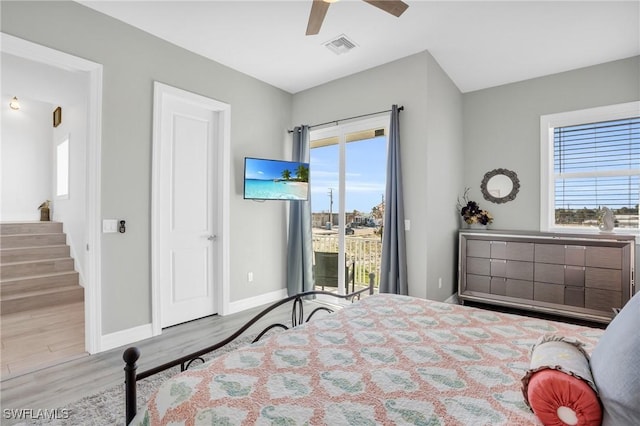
{"left": 526, "top": 369, "right": 602, "bottom": 426}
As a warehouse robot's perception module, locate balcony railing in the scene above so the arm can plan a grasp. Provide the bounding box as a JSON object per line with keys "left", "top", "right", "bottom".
{"left": 312, "top": 234, "right": 382, "bottom": 288}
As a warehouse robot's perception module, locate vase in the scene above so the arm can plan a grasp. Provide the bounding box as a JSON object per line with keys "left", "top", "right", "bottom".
{"left": 468, "top": 223, "right": 487, "bottom": 230}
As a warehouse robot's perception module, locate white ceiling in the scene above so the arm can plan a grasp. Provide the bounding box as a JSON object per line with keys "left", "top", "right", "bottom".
{"left": 79, "top": 0, "right": 640, "bottom": 94}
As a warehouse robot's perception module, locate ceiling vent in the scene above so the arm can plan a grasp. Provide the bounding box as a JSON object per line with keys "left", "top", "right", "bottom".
{"left": 324, "top": 34, "right": 357, "bottom": 55}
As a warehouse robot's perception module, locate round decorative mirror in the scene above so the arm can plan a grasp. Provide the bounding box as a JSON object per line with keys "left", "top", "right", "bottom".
{"left": 480, "top": 168, "right": 520, "bottom": 204}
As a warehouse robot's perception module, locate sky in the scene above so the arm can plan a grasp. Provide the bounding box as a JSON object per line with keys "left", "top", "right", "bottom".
{"left": 245, "top": 157, "right": 308, "bottom": 181}
{"left": 310, "top": 136, "right": 387, "bottom": 214}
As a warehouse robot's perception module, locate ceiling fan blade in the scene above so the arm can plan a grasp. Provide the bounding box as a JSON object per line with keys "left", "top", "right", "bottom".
{"left": 362, "top": 0, "right": 409, "bottom": 17}
{"left": 306, "top": 0, "right": 331, "bottom": 36}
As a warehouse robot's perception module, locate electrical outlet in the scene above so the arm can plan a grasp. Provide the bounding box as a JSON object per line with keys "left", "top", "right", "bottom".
{"left": 438, "top": 277, "right": 442, "bottom": 289}
{"left": 248, "top": 272, "right": 254, "bottom": 282}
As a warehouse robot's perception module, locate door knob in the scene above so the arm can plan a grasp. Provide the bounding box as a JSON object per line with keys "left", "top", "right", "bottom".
{"left": 206, "top": 235, "right": 217, "bottom": 241}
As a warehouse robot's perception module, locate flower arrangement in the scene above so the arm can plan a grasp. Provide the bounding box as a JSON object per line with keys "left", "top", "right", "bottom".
{"left": 458, "top": 188, "right": 493, "bottom": 226}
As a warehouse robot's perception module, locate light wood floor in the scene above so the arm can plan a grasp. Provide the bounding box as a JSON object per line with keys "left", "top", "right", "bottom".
{"left": 0, "top": 298, "right": 332, "bottom": 421}
{"left": 1, "top": 302, "right": 86, "bottom": 378}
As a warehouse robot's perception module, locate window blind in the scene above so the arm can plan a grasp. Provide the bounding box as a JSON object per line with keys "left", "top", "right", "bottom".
{"left": 553, "top": 117, "right": 639, "bottom": 227}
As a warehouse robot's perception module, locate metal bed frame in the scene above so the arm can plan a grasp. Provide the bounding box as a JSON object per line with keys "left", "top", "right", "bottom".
{"left": 123, "top": 279, "right": 374, "bottom": 424}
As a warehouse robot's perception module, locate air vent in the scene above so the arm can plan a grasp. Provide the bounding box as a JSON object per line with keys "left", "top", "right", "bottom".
{"left": 324, "top": 34, "right": 357, "bottom": 55}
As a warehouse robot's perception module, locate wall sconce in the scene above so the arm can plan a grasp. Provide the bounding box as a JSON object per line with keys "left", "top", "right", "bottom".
{"left": 9, "top": 97, "right": 20, "bottom": 110}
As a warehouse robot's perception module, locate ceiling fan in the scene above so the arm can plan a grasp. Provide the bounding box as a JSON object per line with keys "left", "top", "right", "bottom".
{"left": 306, "top": 0, "right": 409, "bottom": 36}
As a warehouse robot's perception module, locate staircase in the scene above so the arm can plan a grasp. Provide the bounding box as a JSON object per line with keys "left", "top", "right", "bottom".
{"left": 1, "top": 222, "right": 84, "bottom": 314}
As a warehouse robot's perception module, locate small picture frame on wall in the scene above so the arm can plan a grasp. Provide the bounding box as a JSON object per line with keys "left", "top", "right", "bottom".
{"left": 53, "top": 106, "right": 62, "bottom": 127}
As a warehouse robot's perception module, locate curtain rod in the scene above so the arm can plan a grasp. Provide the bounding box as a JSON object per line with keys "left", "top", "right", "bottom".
{"left": 288, "top": 106, "right": 404, "bottom": 133}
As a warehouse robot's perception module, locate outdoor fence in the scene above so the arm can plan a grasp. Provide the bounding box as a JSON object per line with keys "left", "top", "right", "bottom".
{"left": 312, "top": 234, "right": 383, "bottom": 288}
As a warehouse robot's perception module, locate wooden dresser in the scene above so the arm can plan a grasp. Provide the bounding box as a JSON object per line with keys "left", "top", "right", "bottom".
{"left": 458, "top": 230, "right": 635, "bottom": 323}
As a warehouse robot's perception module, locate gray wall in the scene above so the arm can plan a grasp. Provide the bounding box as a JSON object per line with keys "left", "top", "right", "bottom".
{"left": 462, "top": 56, "right": 640, "bottom": 288}
{"left": 2, "top": 1, "right": 293, "bottom": 334}
{"left": 425, "top": 55, "right": 464, "bottom": 301}
{"left": 292, "top": 51, "right": 464, "bottom": 299}
{"left": 462, "top": 56, "right": 640, "bottom": 231}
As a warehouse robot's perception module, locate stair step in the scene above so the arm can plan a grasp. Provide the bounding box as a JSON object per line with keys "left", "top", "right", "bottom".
{"left": 0, "top": 285, "right": 84, "bottom": 315}
{"left": 1, "top": 271, "right": 79, "bottom": 297}
{"left": 1, "top": 258, "right": 75, "bottom": 280}
{"left": 0, "top": 245, "right": 70, "bottom": 263}
{"left": 0, "top": 222, "right": 63, "bottom": 236}
{"left": 0, "top": 233, "right": 67, "bottom": 249}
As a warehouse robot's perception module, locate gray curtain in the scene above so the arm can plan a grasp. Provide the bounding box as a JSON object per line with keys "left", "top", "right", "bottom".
{"left": 287, "top": 125, "right": 314, "bottom": 295}
{"left": 379, "top": 105, "right": 408, "bottom": 295}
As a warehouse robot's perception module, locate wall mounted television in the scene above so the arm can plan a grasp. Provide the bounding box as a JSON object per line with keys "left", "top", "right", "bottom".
{"left": 243, "top": 157, "right": 310, "bottom": 201}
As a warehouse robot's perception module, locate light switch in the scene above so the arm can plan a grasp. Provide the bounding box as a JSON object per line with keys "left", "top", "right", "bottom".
{"left": 103, "top": 219, "right": 117, "bottom": 233}
{"left": 404, "top": 219, "right": 410, "bottom": 231}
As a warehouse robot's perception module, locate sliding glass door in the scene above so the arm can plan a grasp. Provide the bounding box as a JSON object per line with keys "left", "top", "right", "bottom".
{"left": 310, "top": 116, "right": 388, "bottom": 294}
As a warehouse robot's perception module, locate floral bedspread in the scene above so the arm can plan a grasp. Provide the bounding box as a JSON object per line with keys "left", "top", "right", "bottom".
{"left": 131, "top": 294, "right": 603, "bottom": 425}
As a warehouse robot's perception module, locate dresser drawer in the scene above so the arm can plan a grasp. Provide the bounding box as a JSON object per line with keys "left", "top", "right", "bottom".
{"left": 467, "top": 257, "right": 491, "bottom": 276}
{"left": 490, "top": 259, "right": 506, "bottom": 277}
{"left": 585, "top": 288, "right": 622, "bottom": 310}
{"left": 585, "top": 268, "right": 622, "bottom": 291}
{"left": 565, "top": 245, "right": 586, "bottom": 266}
{"left": 467, "top": 240, "right": 490, "bottom": 258}
{"left": 506, "top": 279, "right": 533, "bottom": 300}
{"left": 586, "top": 247, "right": 622, "bottom": 269}
{"left": 535, "top": 263, "right": 564, "bottom": 284}
{"left": 564, "top": 286, "right": 584, "bottom": 307}
{"left": 535, "top": 244, "right": 565, "bottom": 264}
{"left": 506, "top": 260, "right": 534, "bottom": 281}
{"left": 534, "top": 282, "right": 565, "bottom": 304}
{"left": 491, "top": 241, "right": 534, "bottom": 261}
{"left": 466, "top": 274, "right": 490, "bottom": 293}
{"left": 565, "top": 266, "right": 585, "bottom": 287}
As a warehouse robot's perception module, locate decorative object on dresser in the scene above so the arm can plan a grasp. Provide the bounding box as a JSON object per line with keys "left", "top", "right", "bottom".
{"left": 598, "top": 207, "right": 615, "bottom": 233}
{"left": 457, "top": 188, "right": 493, "bottom": 229}
{"left": 458, "top": 230, "right": 635, "bottom": 323}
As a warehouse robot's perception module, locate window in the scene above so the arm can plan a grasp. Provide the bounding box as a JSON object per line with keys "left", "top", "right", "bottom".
{"left": 56, "top": 137, "right": 69, "bottom": 199}
{"left": 310, "top": 116, "right": 389, "bottom": 293}
{"left": 540, "top": 102, "right": 639, "bottom": 233}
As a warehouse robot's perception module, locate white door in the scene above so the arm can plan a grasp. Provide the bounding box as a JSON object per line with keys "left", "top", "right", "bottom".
{"left": 157, "top": 90, "right": 218, "bottom": 328}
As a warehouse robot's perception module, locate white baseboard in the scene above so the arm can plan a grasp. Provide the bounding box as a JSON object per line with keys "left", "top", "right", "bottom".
{"left": 100, "top": 323, "right": 153, "bottom": 352}
{"left": 100, "top": 289, "right": 287, "bottom": 351}
{"left": 226, "top": 288, "right": 288, "bottom": 315}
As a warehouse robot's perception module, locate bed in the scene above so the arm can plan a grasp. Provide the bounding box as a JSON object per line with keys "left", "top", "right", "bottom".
{"left": 123, "top": 290, "right": 610, "bottom": 425}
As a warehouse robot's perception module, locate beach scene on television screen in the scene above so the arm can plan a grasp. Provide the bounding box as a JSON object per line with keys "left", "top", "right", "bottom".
{"left": 245, "top": 158, "right": 309, "bottom": 200}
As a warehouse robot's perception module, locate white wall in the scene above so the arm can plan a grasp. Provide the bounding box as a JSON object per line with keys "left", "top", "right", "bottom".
{"left": 1, "top": 97, "right": 52, "bottom": 221}
{"left": 52, "top": 97, "right": 88, "bottom": 284}
{"left": 2, "top": 51, "right": 90, "bottom": 283}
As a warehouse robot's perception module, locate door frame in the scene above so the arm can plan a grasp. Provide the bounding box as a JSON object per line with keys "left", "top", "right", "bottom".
{"left": 151, "top": 82, "right": 231, "bottom": 336}
{"left": 1, "top": 33, "right": 104, "bottom": 354}
{"left": 310, "top": 115, "right": 389, "bottom": 293}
